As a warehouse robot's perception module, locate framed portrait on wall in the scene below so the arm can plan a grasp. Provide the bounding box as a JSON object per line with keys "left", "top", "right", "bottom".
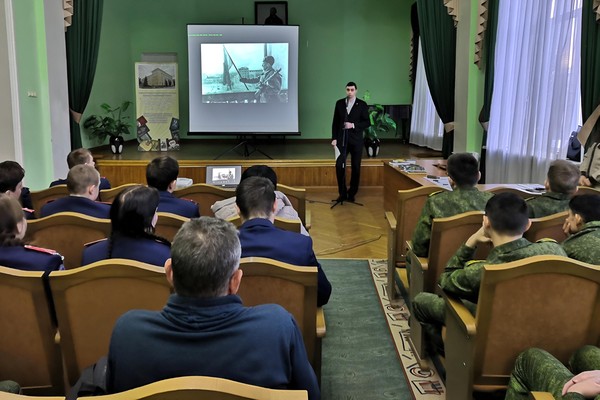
{"left": 255, "top": 2, "right": 287, "bottom": 25}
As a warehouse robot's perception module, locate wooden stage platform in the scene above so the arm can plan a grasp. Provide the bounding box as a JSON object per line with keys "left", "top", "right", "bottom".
{"left": 93, "top": 139, "right": 443, "bottom": 188}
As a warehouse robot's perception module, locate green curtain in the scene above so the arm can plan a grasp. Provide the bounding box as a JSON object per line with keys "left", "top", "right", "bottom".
{"left": 581, "top": 0, "right": 600, "bottom": 149}
{"left": 416, "top": 0, "right": 456, "bottom": 158}
{"left": 478, "top": 0, "right": 499, "bottom": 183}
{"left": 65, "top": 0, "right": 104, "bottom": 150}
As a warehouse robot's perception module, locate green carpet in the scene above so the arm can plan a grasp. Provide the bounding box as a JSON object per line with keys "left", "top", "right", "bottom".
{"left": 320, "top": 259, "right": 411, "bottom": 400}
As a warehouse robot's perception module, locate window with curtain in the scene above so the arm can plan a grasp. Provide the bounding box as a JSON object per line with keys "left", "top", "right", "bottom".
{"left": 486, "top": 0, "right": 583, "bottom": 184}
{"left": 409, "top": 39, "right": 444, "bottom": 151}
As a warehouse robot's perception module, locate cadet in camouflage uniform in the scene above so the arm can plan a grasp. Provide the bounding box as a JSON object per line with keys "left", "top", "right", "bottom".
{"left": 411, "top": 153, "right": 492, "bottom": 258}
{"left": 526, "top": 160, "right": 580, "bottom": 218}
{"left": 562, "top": 194, "right": 600, "bottom": 265}
{"left": 412, "top": 193, "right": 567, "bottom": 354}
{"left": 505, "top": 346, "right": 600, "bottom": 400}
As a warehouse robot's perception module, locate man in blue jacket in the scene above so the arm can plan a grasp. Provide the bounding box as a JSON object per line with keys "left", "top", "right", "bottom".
{"left": 236, "top": 176, "right": 332, "bottom": 306}
{"left": 146, "top": 156, "right": 199, "bottom": 218}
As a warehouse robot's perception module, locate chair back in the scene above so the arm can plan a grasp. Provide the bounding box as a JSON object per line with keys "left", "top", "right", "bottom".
{"left": 24, "top": 212, "right": 111, "bottom": 269}
{"left": 48, "top": 259, "right": 171, "bottom": 386}
{"left": 485, "top": 186, "right": 538, "bottom": 199}
{"left": 524, "top": 211, "right": 568, "bottom": 243}
{"left": 155, "top": 212, "right": 189, "bottom": 242}
{"left": 228, "top": 216, "right": 302, "bottom": 233}
{"left": 30, "top": 185, "right": 69, "bottom": 218}
{"left": 238, "top": 257, "right": 318, "bottom": 364}
{"left": 445, "top": 256, "right": 600, "bottom": 397}
{"left": 573, "top": 185, "right": 600, "bottom": 196}
{"left": 278, "top": 184, "right": 308, "bottom": 227}
{"left": 0, "top": 267, "right": 63, "bottom": 395}
{"left": 173, "top": 184, "right": 234, "bottom": 216}
{"left": 99, "top": 183, "right": 139, "bottom": 203}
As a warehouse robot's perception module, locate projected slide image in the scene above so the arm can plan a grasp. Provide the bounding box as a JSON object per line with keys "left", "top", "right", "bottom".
{"left": 201, "top": 43, "right": 288, "bottom": 104}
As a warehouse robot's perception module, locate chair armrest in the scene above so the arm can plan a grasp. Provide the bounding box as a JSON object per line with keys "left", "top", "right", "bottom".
{"left": 385, "top": 211, "right": 396, "bottom": 230}
{"left": 316, "top": 307, "right": 326, "bottom": 338}
{"left": 443, "top": 292, "right": 476, "bottom": 336}
{"left": 529, "top": 393, "right": 556, "bottom": 400}
{"left": 407, "top": 245, "right": 428, "bottom": 272}
{"left": 305, "top": 210, "right": 312, "bottom": 231}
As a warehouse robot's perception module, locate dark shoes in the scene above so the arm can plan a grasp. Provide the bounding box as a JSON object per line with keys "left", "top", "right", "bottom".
{"left": 347, "top": 195, "right": 356, "bottom": 202}
{"left": 334, "top": 195, "right": 347, "bottom": 203}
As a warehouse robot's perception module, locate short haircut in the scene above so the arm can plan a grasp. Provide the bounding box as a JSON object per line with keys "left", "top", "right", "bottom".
{"left": 146, "top": 156, "right": 179, "bottom": 191}
{"left": 547, "top": 160, "right": 579, "bottom": 195}
{"left": 236, "top": 176, "right": 275, "bottom": 220}
{"left": 0, "top": 193, "right": 24, "bottom": 247}
{"left": 569, "top": 194, "right": 600, "bottom": 223}
{"left": 110, "top": 185, "right": 160, "bottom": 238}
{"left": 66, "top": 164, "right": 100, "bottom": 195}
{"left": 0, "top": 161, "right": 25, "bottom": 193}
{"left": 240, "top": 165, "right": 278, "bottom": 189}
{"left": 171, "top": 217, "right": 241, "bottom": 298}
{"left": 67, "top": 148, "right": 92, "bottom": 169}
{"left": 447, "top": 153, "right": 480, "bottom": 187}
{"left": 346, "top": 81, "right": 357, "bottom": 89}
{"left": 485, "top": 192, "right": 530, "bottom": 235}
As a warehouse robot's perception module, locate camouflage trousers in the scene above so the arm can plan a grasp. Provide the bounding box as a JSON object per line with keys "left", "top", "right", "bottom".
{"left": 505, "top": 346, "right": 600, "bottom": 400}
{"left": 0, "top": 380, "right": 20, "bottom": 394}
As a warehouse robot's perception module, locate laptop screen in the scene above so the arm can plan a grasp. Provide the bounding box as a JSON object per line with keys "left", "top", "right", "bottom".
{"left": 206, "top": 165, "right": 242, "bottom": 187}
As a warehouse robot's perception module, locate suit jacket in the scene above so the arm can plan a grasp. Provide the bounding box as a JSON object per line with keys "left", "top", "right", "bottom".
{"left": 238, "top": 218, "right": 332, "bottom": 306}
{"left": 0, "top": 245, "right": 63, "bottom": 272}
{"left": 157, "top": 191, "right": 200, "bottom": 218}
{"left": 50, "top": 177, "right": 111, "bottom": 191}
{"left": 40, "top": 196, "right": 111, "bottom": 219}
{"left": 331, "top": 97, "right": 370, "bottom": 143}
{"left": 82, "top": 236, "right": 170, "bottom": 267}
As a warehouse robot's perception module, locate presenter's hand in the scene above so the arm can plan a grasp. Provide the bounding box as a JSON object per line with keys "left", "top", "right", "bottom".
{"left": 331, "top": 140, "right": 337, "bottom": 147}
{"left": 579, "top": 175, "right": 592, "bottom": 187}
{"left": 344, "top": 122, "right": 355, "bottom": 129}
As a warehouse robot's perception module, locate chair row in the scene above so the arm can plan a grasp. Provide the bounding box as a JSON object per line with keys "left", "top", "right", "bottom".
{"left": 0, "top": 257, "right": 325, "bottom": 395}
{"left": 29, "top": 183, "right": 311, "bottom": 229}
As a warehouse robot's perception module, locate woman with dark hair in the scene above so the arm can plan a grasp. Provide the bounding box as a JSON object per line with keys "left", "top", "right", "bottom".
{"left": 0, "top": 194, "right": 63, "bottom": 271}
{"left": 82, "top": 185, "right": 170, "bottom": 267}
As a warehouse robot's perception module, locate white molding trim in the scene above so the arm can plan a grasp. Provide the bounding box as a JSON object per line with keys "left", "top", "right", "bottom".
{"left": 4, "top": 0, "right": 22, "bottom": 164}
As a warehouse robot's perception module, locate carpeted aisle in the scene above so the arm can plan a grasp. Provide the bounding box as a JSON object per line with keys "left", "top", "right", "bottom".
{"left": 320, "top": 259, "right": 411, "bottom": 400}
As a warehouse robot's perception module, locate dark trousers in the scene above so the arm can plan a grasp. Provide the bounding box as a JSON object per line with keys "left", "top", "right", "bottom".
{"left": 335, "top": 131, "right": 363, "bottom": 199}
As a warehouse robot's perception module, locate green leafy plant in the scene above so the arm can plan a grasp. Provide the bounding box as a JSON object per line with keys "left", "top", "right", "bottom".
{"left": 364, "top": 104, "right": 397, "bottom": 140}
{"left": 83, "top": 101, "right": 132, "bottom": 141}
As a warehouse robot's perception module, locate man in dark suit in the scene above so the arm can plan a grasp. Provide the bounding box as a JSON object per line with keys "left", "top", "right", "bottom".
{"left": 146, "top": 156, "right": 200, "bottom": 218}
{"left": 41, "top": 164, "right": 110, "bottom": 219}
{"left": 236, "top": 176, "right": 331, "bottom": 306}
{"left": 331, "top": 81, "right": 370, "bottom": 203}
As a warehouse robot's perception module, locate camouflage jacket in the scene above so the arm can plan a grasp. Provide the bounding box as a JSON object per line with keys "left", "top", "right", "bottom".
{"left": 439, "top": 238, "right": 567, "bottom": 303}
{"left": 526, "top": 192, "right": 571, "bottom": 218}
{"left": 562, "top": 221, "right": 600, "bottom": 265}
{"left": 410, "top": 187, "right": 492, "bottom": 257}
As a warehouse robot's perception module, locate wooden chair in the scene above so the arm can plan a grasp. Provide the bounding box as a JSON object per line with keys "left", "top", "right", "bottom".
{"left": 227, "top": 215, "right": 302, "bottom": 233}
{"left": 29, "top": 185, "right": 69, "bottom": 218}
{"left": 0, "top": 267, "right": 63, "bottom": 395}
{"left": 173, "top": 184, "right": 234, "bottom": 216}
{"left": 237, "top": 257, "right": 324, "bottom": 379}
{"left": 99, "top": 183, "right": 139, "bottom": 203}
{"left": 406, "top": 210, "right": 489, "bottom": 366}
{"left": 530, "top": 393, "right": 558, "bottom": 399}
{"left": 48, "top": 259, "right": 171, "bottom": 386}
{"left": 485, "top": 186, "right": 539, "bottom": 199}
{"left": 524, "top": 211, "right": 568, "bottom": 243}
{"left": 384, "top": 185, "right": 447, "bottom": 298}
{"left": 443, "top": 255, "right": 600, "bottom": 400}
{"left": 24, "top": 212, "right": 111, "bottom": 269}
{"left": 278, "top": 184, "right": 311, "bottom": 230}
{"left": 573, "top": 185, "right": 600, "bottom": 196}
{"left": 155, "top": 212, "right": 189, "bottom": 242}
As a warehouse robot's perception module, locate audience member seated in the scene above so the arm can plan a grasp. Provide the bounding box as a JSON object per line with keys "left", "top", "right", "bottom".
{"left": 82, "top": 185, "right": 170, "bottom": 267}
{"left": 146, "top": 155, "right": 199, "bottom": 218}
{"left": 236, "top": 176, "right": 331, "bottom": 306}
{"left": 40, "top": 164, "right": 110, "bottom": 219}
{"left": 411, "top": 153, "right": 492, "bottom": 257}
{"left": 211, "top": 165, "right": 308, "bottom": 236}
{"left": 562, "top": 194, "right": 600, "bottom": 264}
{"left": 505, "top": 346, "right": 600, "bottom": 400}
{"left": 0, "top": 194, "right": 63, "bottom": 271}
{"left": 105, "top": 217, "right": 319, "bottom": 399}
{"left": 526, "top": 159, "right": 579, "bottom": 218}
{"left": 50, "top": 148, "right": 111, "bottom": 191}
{"left": 0, "top": 160, "right": 34, "bottom": 219}
{"left": 412, "top": 193, "right": 567, "bottom": 355}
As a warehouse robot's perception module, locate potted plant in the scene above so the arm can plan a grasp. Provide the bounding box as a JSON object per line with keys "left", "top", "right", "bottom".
{"left": 83, "top": 101, "right": 132, "bottom": 154}
{"left": 364, "top": 104, "right": 397, "bottom": 157}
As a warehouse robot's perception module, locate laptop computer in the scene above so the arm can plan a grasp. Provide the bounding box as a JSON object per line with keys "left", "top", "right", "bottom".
{"left": 206, "top": 165, "right": 242, "bottom": 187}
